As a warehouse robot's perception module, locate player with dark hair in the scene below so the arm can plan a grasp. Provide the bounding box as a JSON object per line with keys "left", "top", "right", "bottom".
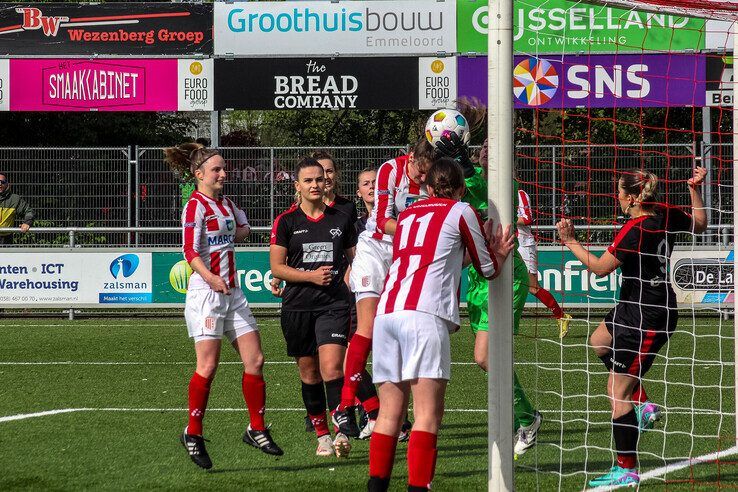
{"left": 342, "top": 137, "right": 436, "bottom": 441}
{"left": 367, "top": 157, "right": 515, "bottom": 491}
{"left": 557, "top": 167, "right": 707, "bottom": 487}
{"left": 270, "top": 157, "right": 359, "bottom": 458}
{"left": 166, "top": 143, "right": 283, "bottom": 470}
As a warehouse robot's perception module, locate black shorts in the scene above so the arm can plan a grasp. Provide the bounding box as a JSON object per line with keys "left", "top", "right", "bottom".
{"left": 281, "top": 308, "right": 350, "bottom": 357}
{"left": 604, "top": 302, "right": 678, "bottom": 376}
{"left": 349, "top": 297, "right": 358, "bottom": 339}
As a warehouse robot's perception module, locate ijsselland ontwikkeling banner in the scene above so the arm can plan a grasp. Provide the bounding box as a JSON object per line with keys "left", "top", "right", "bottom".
{"left": 151, "top": 248, "right": 619, "bottom": 307}
{"left": 457, "top": 0, "right": 706, "bottom": 54}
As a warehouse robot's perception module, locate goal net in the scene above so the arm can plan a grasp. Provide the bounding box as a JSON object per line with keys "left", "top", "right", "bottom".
{"left": 489, "top": 0, "right": 738, "bottom": 488}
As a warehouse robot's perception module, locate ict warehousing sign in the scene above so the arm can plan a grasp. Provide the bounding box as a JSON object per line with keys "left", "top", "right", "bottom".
{"left": 457, "top": 0, "right": 705, "bottom": 54}
{"left": 705, "top": 54, "right": 733, "bottom": 107}
{"left": 0, "top": 58, "right": 213, "bottom": 111}
{"left": 214, "top": 0, "right": 455, "bottom": 56}
{"left": 0, "top": 3, "right": 212, "bottom": 56}
{"left": 458, "top": 54, "right": 706, "bottom": 108}
{"left": 214, "top": 58, "right": 417, "bottom": 110}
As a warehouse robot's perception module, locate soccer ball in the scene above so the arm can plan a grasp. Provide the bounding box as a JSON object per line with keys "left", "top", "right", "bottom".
{"left": 424, "top": 109, "right": 471, "bottom": 147}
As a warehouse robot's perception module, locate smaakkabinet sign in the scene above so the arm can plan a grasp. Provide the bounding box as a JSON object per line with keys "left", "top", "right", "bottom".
{"left": 214, "top": 0, "right": 456, "bottom": 56}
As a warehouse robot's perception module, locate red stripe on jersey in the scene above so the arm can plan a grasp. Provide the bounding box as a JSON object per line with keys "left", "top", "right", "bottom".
{"left": 384, "top": 255, "right": 410, "bottom": 314}
{"left": 306, "top": 213, "right": 325, "bottom": 223}
{"left": 628, "top": 329, "right": 658, "bottom": 376}
{"left": 270, "top": 206, "right": 295, "bottom": 245}
{"left": 183, "top": 199, "right": 200, "bottom": 263}
{"left": 213, "top": 199, "right": 229, "bottom": 216}
{"left": 227, "top": 250, "right": 236, "bottom": 288}
{"left": 461, "top": 206, "right": 498, "bottom": 277}
{"left": 402, "top": 206, "right": 450, "bottom": 309}
{"left": 518, "top": 190, "right": 533, "bottom": 225}
{"left": 607, "top": 216, "right": 649, "bottom": 256}
{"left": 192, "top": 192, "right": 216, "bottom": 217}
{"left": 210, "top": 251, "right": 221, "bottom": 277}
{"left": 374, "top": 160, "right": 396, "bottom": 234}
{"left": 395, "top": 156, "right": 406, "bottom": 188}
{"left": 406, "top": 157, "right": 420, "bottom": 195}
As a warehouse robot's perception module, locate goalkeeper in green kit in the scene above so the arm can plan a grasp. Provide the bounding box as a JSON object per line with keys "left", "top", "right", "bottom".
{"left": 435, "top": 131, "right": 542, "bottom": 458}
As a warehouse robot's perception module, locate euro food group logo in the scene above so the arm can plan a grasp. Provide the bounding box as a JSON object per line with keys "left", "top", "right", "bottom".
{"left": 513, "top": 57, "right": 558, "bottom": 106}
{"left": 169, "top": 259, "right": 193, "bottom": 294}
{"left": 189, "top": 61, "right": 203, "bottom": 76}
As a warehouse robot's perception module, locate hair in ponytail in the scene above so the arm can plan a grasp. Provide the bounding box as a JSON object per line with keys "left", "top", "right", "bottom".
{"left": 619, "top": 169, "right": 659, "bottom": 212}
{"left": 427, "top": 157, "right": 464, "bottom": 199}
{"left": 163, "top": 142, "right": 220, "bottom": 183}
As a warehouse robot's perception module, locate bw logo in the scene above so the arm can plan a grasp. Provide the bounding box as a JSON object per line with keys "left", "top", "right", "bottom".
{"left": 330, "top": 227, "right": 342, "bottom": 238}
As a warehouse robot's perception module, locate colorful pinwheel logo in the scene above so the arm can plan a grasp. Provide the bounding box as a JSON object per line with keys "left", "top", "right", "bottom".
{"left": 513, "top": 58, "right": 558, "bottom": 106}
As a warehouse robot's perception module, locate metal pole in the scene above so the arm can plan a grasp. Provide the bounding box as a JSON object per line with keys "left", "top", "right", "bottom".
{"left": 134, "top": 146, "right": 140, "bottom": 247}
{"left": 701, "top": 107, "right": 713, "bottom": 237}
{"left": 551, "top": 146, "right": 557, "bottom": 227}
{"left": 733, "top": 22, "right": 738, "bottom": 442}
{"left": 127, "top": 146, "right": 133, "bottom": 248}
{"left": 488, "top": 0, "right": 515, "bottom": 490}
{"left": 210, "top": 111, "right": 221, "bottom": 147}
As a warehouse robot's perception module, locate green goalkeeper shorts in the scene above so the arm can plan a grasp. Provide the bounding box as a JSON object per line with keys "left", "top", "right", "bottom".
{"left": 468, "top": 252, "right": 529, "bottom": 335}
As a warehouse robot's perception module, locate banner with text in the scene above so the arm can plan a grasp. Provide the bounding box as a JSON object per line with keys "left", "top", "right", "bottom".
{"left": 418, "top": 56, "right": 457, "bottom": 110}
{"left": 214, "top": 57, "right": 417, "bottom": 110}
{"left": 0, "top": 252, "right": 152, "bottom": 305}
{"left": 214, "top": 0, "right": 455, "bottom": 56}
{"left": 457, "top": 0, "right": 705, "bottom": 54}
{"left": 458, "top": 54, "right": 706, "bottom": 108}
{"left": 0, "top": 3, "right": 212, "bottom": 56}
{"left": 3, "top": 58, "right": 213, "bottom": 111}
{"left": 705, "top": 54, "right": 733, "bottom": 107}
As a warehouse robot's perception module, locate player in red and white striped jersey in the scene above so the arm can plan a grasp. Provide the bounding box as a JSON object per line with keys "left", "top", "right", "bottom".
{"left": 516, "top": 187, "right": 571, "bottom": 337}
{"left": 342, "top": 137, "right": 436, "bottom": 417}
{"left": 165, "top": 143, "right": 283, "bottom": 470}
{"left": 367, "top": 158, "right": 515, "bottom": 492}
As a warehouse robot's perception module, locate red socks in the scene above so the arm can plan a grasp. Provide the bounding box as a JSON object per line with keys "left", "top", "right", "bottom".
{"left": 341, "top": 334, "right": 372, "bottom": 409}
{"left": 617, "top": 454, "right": 637, "bottom": 469}
{"left": 632, "top": 383, "right": 648, "bottom": 405}
{"left": 187, "top": 371, "right": 213, "bottom": 436}
{"left": 309, "top": 412, "right": 330, "bottom": 437}
{"left": 362, "top": 396, "right": 380, "bottom": 416}
{"left": 534, "top": 288, "right": 564, "bottom": 318}
{"left": 242, "top": 372, "right": 266, "bottom": 431}
{"left": 408, "top": 431, "right": 438, "bottom": 489}
{"left": 369, "top": 432, "right": 398, "bottom": 479}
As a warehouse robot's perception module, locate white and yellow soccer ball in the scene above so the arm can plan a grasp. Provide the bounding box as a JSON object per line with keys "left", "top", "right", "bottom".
{"left": 424, "top": 109, "right": 471, "bottom": 147}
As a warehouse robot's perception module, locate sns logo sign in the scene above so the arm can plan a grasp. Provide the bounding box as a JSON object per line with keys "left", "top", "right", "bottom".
{"left": 16, "top": 8, "right": 68, "bottom": 37}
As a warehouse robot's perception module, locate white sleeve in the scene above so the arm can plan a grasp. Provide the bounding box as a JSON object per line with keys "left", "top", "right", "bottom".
{"left": 458, "top": 204, "right": 498, "bottom": 279}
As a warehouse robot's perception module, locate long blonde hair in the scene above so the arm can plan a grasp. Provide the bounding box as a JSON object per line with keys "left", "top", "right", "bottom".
{"left": 619, "top": 169, "right": 659, "bottom": 212}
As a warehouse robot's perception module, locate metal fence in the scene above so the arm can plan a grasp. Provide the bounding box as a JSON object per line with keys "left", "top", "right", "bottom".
{"left": 1, "top": 143, "right": 732, "bottom": 247}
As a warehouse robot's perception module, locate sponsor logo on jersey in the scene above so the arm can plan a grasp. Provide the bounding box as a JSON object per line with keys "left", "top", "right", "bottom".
{"left": 303, "top": 241, "right": 333, "bottom": 263}
{"left": 330, "top": 227, "right": 342, "bottom": 238}
{"left": 405, "top": 196, "right": 420, "bottom": 208}
{"left": 225, "top": 219, "right": 234, "bottom": 231}
{"left": 377, "top": 189, "right": 390, "bottom": 196}
{"left": 331, "top": 333, "right": 346, "bottom": 339}
{"left": 183, "top": 221, "right": 196, "bottom": 228}
{"left": 293, "top": 229, "right": 308, "bottom": 235}
{"left": 208, "top": 234, "right": 234, "bottom": 246}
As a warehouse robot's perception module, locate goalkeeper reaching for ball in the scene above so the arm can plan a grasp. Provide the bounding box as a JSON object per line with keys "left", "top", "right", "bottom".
{"left": 433, "top": 106, "right": 542, "bottom": 459}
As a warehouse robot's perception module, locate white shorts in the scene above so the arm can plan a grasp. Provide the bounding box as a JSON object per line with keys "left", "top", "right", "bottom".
{"left": 372, "top": 310, "right": 453, "bottom": 383}
{"left": 518, "top": 244, "right": 538, "bottom": 274}
{"left": 349, "top": 233, "right": 393, "bottom": 297}
{"left": 185, "top": 288, "right": 258, "bottom": 343}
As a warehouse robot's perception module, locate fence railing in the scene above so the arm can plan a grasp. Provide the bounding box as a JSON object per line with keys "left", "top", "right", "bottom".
{"left": 2, "top": 143, "right": 732, "bottom": 247}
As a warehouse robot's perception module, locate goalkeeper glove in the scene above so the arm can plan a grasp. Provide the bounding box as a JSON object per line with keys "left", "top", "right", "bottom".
{"left": 436, "top": 133, "right": 475, "bottom": 178}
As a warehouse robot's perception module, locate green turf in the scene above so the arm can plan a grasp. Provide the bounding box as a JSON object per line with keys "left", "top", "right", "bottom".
{"left": 0, "top": 316, "right": 735, "bottom": 491}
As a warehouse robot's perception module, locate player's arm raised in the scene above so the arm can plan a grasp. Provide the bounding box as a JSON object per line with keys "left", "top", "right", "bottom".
{"left": 374, "top": 161, "right": 398, "bottom": 236}
{"left": 688, "top": 166, "right": 708, "bottom": 234}
{"left": 556, "top": 219, "right": 621, "bottom": 277}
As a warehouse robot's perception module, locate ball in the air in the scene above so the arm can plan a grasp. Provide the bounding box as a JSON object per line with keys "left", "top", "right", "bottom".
{"left": 424, "top": 109, "right": 471, "bottom": 146}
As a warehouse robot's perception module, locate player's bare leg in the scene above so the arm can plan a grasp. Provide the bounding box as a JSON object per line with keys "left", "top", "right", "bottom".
{"left": 473, "top": 331, "right": 488, "bottom": 371}
{"left": 181, "top": 339, "right": 221, "bottom": 469}
{"left": 406, "top": 378, "right": 446, "bottom": 491}
{"left": 528, "top": 274, "right": 571, "bottom": 338}
{"left": 232, "top": 332, "right": 283, "bottom": 456}
{"left": 368, "top": 381, "right": 410, "bottom": 491}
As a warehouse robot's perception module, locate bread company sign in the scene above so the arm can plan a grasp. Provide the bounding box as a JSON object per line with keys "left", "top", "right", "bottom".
{"left": 0, "top": 3, "right": 212, "bottom": 55}
{"left": 214, "top": 58, "right": 417, "bottom": 110}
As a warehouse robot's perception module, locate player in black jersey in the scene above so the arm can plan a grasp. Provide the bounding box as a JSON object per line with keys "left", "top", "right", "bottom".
{"left": 270, "top": 157, "right": 359, "bottom": 458}
{"left": 312, "top": 150, "right": 359, "bottom": 223}
{"left": 557, "top": 167, "right": 707, "bottom": 488}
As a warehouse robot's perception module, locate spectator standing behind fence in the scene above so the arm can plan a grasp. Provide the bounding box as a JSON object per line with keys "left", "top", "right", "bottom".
{"left": 0, "top": 174, "right": 34, "bottom": 245}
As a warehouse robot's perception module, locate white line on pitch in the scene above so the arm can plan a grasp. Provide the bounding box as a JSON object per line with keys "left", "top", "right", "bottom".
{"left": 586, "top": 445, "right": 738, "bottom": 492}
{"left": 0, "top": 408, "right": 91, "bottom": 423}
